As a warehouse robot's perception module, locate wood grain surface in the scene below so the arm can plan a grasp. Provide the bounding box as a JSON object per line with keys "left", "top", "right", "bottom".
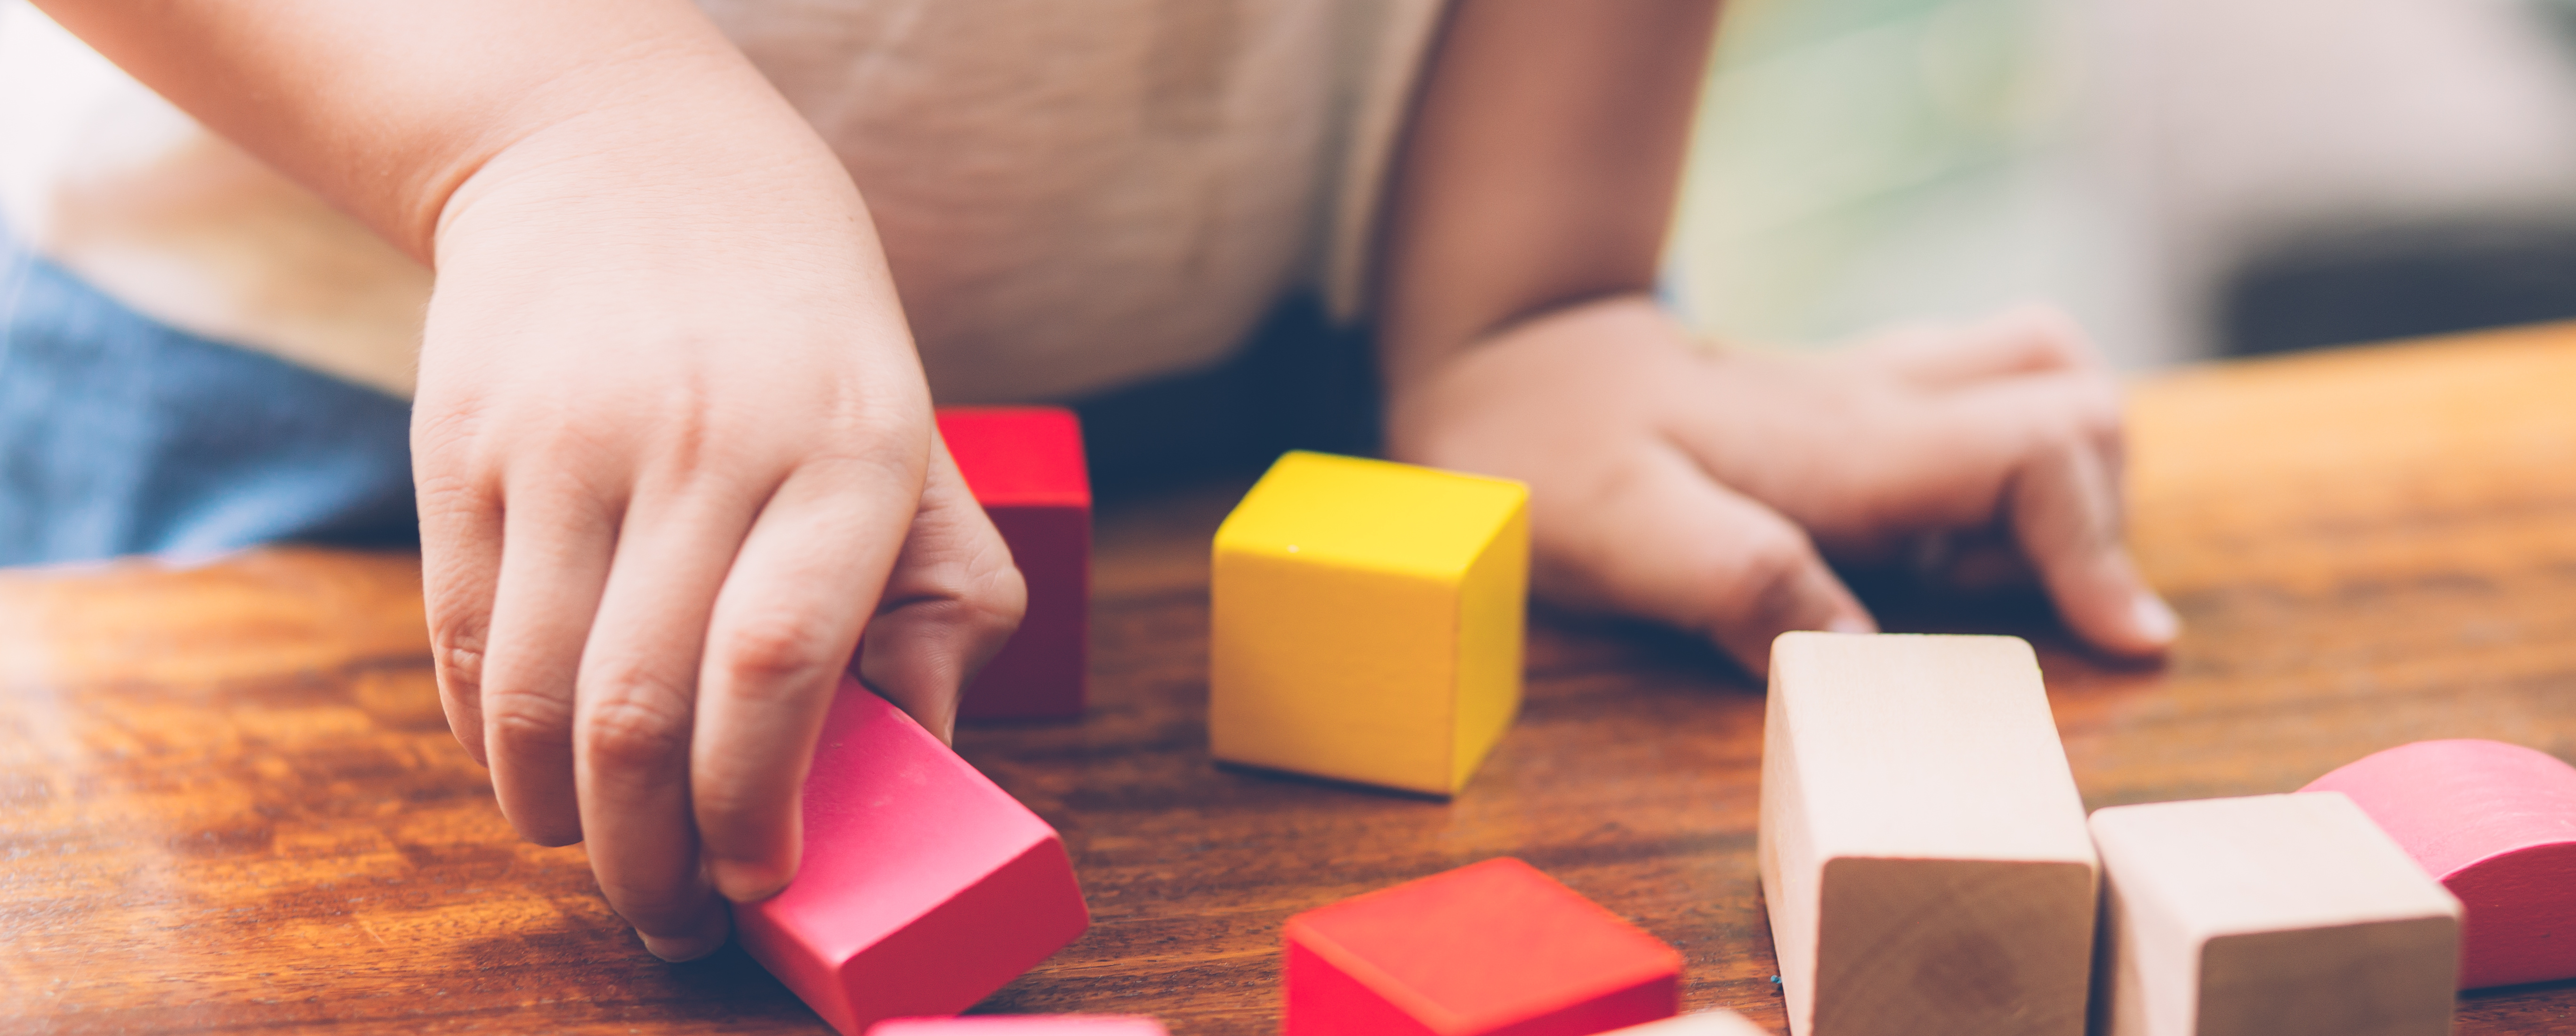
{"left": 8, "top": 325, "right": 2576, "bottom": 1034}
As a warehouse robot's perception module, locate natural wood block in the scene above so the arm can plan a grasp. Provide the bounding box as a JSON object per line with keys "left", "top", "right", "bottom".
{"left": 2303, "top": 738, "right": 2576, "bottom": 988}
{"left": 733, "top": 678, "right": 1092, "bottom": 1036}
{"left": 939, "top": 407, "right": 1092, "bottom": 721}
{"left": 2089, "top": 793, "right": 2463, "bottom": 1036}
{"left": 1756, "top": 632, "right": 2098, "bottom": 1036}
{"left": 867, "top": 1017, "right": 1167, "bottom": 1035}
{"left": 1210, "top": 451, "right": 1529, "bottom": 796}
{"left": 1282, "top": 857, "right": 1682, "bottom": 1036}
{"left": 1602, "top": 1011, "right": 1769, "bottom": 1035}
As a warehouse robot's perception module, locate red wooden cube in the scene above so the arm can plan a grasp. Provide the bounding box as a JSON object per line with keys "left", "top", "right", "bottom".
{"left": 733, "top": 678, "right": 1091, "bottom": 1036}
{"left": 867, "top": 1017, "right": 1168, "bottom": 1035}
{"left": 938, "top": 407, "right": 1092, "bottom": 721}
{"left": 1284, "top": 857, "right": 1683, "bottom": 1036}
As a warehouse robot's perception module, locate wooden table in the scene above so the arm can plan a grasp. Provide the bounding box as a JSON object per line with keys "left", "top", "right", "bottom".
{"left": 8, "top": 325, "right": 2576, "bottom": 1034}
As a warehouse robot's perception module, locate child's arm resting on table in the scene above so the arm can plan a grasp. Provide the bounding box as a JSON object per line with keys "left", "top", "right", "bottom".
{"left": 35, "top": 0, "right": 1025, "bottom": 960}
{"left": 1378, "top": 0, "right": 2178, "bottom": 672}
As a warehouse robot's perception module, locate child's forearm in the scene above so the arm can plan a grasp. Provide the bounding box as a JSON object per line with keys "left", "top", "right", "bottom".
{"left": 1375, "top": 0, "right": 1722, "bottom": 395}
{"left": 32, "top": 0, "right": 848, "bottom": 264}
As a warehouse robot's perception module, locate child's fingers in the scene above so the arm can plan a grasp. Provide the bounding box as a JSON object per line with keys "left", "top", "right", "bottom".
{"left": 415, "top": 466, "right": 504, "bottom": 767}
{"left": 1541, "top": 438, "right": 1875, "bottom": 675}
{"left": 477, "top": 482, "right": 618, "bottom": 850}
{"left": 689, "top": 450, "right": 921, "bottom": 908}
{"left": 853, "top": 439, "right": 1028, "bottom": 745}
{"left": 1856, "top": 305, "right": 2101, "bottom": 390}
{"left": 564, "top": 478, "right": 765, "bottom": 964}
{"left": 1912, "top": 375, "right": 2173, "bottom": 657}
{"left": 2001, "top": 426, "right": 2179, "bottom": 658}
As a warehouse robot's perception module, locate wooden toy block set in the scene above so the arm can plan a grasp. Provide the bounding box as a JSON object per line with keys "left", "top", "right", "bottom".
{"left": 738, "top": 415, "right": 2576, "bottom": 1035}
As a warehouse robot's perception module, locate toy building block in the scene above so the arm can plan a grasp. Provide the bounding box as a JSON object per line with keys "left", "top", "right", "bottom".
{"left": 2302, "top": 738, "right": 2576, "bottom": 988}
{"left": 867, "top": 1017, "right": 1167, "bottom": 1035}
{"left": 938, "top": 406, "right": 1092, "bottom": 721}
{"left": 2088, "top": 794, "right": 2463, "bottom": 1036}
{"left": 1602, "top": 1011, "right": 1770, "bottom": 1035}
{"left": 1757, "top": 632, "right": 2098, "bottom": 1036}
{"left": 1210, "top": 451, "right": 1529, "bottom": 796}
{"left": 1283, "top": 857, "right": 1682, "bottom": 1036}
{"left": 733, "top": 677, "right": 1091, "bottom": 1036}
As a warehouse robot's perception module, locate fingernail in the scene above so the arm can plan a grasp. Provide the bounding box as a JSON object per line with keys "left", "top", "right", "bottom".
{"left": 710, "top": 858, "right": 793, "bottom": 903}
{"left": 2131, "top": 592, "right": 2181, "bottom": 646}
{"left": 1827, "top": 615, "right": 1877, "bottom": 635}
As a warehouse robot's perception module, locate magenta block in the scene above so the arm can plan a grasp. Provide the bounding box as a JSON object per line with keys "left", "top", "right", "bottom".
{"left": 733, "top": 677, "right": 1091, "bottom": 1035}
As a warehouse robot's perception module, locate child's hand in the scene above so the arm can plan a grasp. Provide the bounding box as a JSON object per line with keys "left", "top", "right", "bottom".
{"left": 1376, "top": 2, "right": 2164, "bottom": 672}
{"left": 35, "top": 0, "right": 1028, "bottom": 959}
{"left": 407, "top": 108, "right": 1025, "bottom": 962}
{"left": 1386, "top": 297, "right": 2175, "bottom": 673}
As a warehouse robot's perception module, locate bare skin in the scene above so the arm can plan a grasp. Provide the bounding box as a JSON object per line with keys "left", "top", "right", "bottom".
{"left": 1377, "top": 0, "right": 2176, "bottom": 671}
{"left": 37, "top": 0, "right": 1023, "bottom": 961}
{"left": 33, "top": 0, "right": 2171, "bottom": 962}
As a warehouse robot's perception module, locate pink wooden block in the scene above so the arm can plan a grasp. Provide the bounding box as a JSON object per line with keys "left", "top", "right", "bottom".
{"left": 733, "top": 678, "right": 1091, "bottom": 1035}
{"left": 2302, "top": 739, "right": 2576, "bottom": 988}
{"left": 867, "top": 1018, "right": 1168, "bottom": 1035}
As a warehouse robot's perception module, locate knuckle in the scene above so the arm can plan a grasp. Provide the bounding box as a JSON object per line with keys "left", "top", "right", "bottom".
{"left": 2022, "top": 388, "right": 2118, "bottom": 459}
{"left": 426, "top": 615, "right": 489, "bottom": 692}
{"left": 412, "top": 469, "right": 491, "bottom": 522}
{"left": 578, "top": 672, "right": 696, "bottom": 771}
{"left": 1707, "top": 525, "right": 1818, "bottom": 633}
{"left": 2012, "top": 305, "right": 2098, "bottom": 367}
{"left": 581, "top": 696, "right": 696, "bottom": 773}
{"left": 409, "top": 395, "right": 489, "bottom": 459}
{"left": 968, "top": 565, "right": 1030, "bottom": 641}
{"left": 718, "top": 611, "right": 844, "bottom": 689}
{"left": 944, "top": 534, "right": 1030, "bottom": 634}
{"left": 434, "top": 644, "right": 487, "bottom": 703}
{"left": 483, "top": 685, "right": 574, "bottom": 749}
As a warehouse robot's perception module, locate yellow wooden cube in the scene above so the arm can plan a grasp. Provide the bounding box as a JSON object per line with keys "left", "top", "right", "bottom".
{"left": 1210, "top": 451, "right": 1530, "bottom": 796}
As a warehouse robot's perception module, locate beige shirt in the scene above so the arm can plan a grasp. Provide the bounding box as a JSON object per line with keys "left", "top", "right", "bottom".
{"left": 0, "top": 0, "right": 1445, "bottom": 401}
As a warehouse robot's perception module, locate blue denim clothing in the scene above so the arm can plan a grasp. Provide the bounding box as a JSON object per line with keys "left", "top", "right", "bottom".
{"left": 0, "top": 237, "right": 417, "bottom": 564}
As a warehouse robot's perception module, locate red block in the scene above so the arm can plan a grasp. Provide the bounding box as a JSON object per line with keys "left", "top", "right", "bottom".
{"left": 2303, "top": 738, "right": 2576, "bottom": 988}
{"left": 733, "top": 677, "right": 1091, "bottom": 1035}
{"left": 1283, "top": 857, "right": 1683, "bottom": 1036}
{"left": 867, "top": 1018, "right": 1167, "bottom": 1035}
{"left": 938, "top": 407, "right": 1091, "bottom": 721}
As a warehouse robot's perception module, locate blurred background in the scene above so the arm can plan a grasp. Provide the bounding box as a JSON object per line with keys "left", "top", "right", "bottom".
{"left": 1667, "top": 0, "right": 2576, "bottom": 366}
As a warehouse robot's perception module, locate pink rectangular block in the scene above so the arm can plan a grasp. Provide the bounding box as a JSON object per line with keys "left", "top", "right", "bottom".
{"left": 868, "top": 1017, "right": 1168, "bottom": 1035}
{"left": 734, "top": 678, "right": 1092, "bottom": 1035}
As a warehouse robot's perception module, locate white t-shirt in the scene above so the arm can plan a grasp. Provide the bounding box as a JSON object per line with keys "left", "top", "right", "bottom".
{"left": 0, "top": 0, "right": 1446, "bottom": 401}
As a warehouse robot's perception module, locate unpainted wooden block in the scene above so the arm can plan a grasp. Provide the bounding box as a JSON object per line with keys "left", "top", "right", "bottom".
{"left": 733, "top": 678, "right": 1091, "bottom": 1036}
{"left": 1756, "top": 633, "right": 2097, "bottom": 1036}
{"left": 938, "top": 407, "right": 1092, "bottom": 721}
{"left": 1602, "top": 1010, "right": 1770, "bottom": 1035}
{"left": 866, "top": 1017, "right": 1167, "bottom": 1035}
{"left": 2089, "top": 793, "right": 2463, "bottom": 1036}
{"left": 1210, "top": 451, "right": 1529, "bottom": 796}
{"left": 1283, "top": 857, "right": 1682, "bottom": 1036}
{"left": 2304, "top": 738, "right": 2576, "bottom": 988}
